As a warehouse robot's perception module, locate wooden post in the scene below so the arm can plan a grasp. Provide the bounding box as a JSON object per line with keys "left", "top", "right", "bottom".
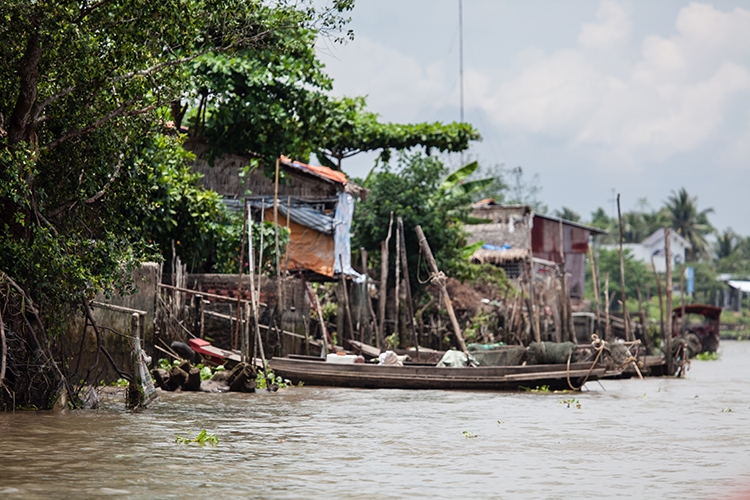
{"left": 527, "top": 258, "right": 541, "bottom": 343}
{"left": 301, "top": 276, "right": 334, "bottom": 356}
{"left": 616, "top": 194, "right": 632, "bottom": 342}
{"left": 604, "top": 273, "right": 611, "bottom": 341}
{"left": 664, "top": 228, "right": 673, "bottom": 374}
{"left": 415, "top": 225, "right": 470, "bottom": 358}
{"left": 377, "top": 212, "right": 393, "bottom": 349}
{"left": 339, "top": 257, "right": 355, "bottom": 346}
{"left": 247, "top": 203, "right": 264, "bottom": 373}
{"left": 302, "top": 312, "right": 310, "bottom": 356}
{"left": 651, "top": 255, "right": 665, "bottom": 346}
{"left": 361, "top": 247, "right": 378, "bottom": 344}
{"left": 397, "top": 217, "right": 418, "bottom": 349}
{"left": 558, "top": 219, "right": 574, "bottom": 343}
{"left": 234, "top": 201, "right": 248, "bottom": 350}
{"left": 637, "top": 286, "right": 650, "bottom": 351}
{"left": 394, "top": 215, "right": 401, "bottom": 345}
{"left": 273, "top": 158, "right": 283, "bottom": 355}
{"left": 680, "top": 262, "right": 686, "bottom": 337}
{"left": 588, "top": 242, "right": 602, "bottom": 336}
{"left": 193, "top": 294, "right": 204, "bottom": 339}
{"left": 257, "top": 199, "right": 264, "bottom": 309}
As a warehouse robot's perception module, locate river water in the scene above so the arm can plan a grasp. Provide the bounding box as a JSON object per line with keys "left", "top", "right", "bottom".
{"left": 1, "top": 342, "right": 749, "bottom": 499}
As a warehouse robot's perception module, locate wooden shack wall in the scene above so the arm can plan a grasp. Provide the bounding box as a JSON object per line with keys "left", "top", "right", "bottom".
{"left": 185, "top": 139, "right": 338, "bottom": 198}
{"left": 531, "top": 217, "right": 590, "bottom": 299}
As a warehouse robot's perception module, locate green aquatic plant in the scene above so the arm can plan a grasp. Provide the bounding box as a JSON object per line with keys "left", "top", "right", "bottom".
{"left": 175, "top": 429, "right": 219, "bottom": 446}
{"left": 695, "top": 351, "right": 719, "bottom": 361}
{"left": 559, "top": 399, "right": 582, "bottom": 409}
{"left": 520, "top": 385, "right": 551, "bottom": 393}
{"left": 462, "top": 431, "right": 478, "bottom": 439}
{"left": 255, "top": 371, "right": 293, "bottom": 390}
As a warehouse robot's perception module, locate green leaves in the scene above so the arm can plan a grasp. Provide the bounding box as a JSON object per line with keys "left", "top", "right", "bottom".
{"left": 440, "top": 161, "right": 479, "bottom": 191}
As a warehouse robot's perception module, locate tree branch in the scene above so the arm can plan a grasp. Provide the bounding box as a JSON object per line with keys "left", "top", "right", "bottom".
{"left": 31, "top": 86, "right": 75, "bottom": 125}
{"left": 43, "top": 101, "right": 154, "bottom": 150}
{"left": 85, "top": 145, "right": 125, "bottom": 204}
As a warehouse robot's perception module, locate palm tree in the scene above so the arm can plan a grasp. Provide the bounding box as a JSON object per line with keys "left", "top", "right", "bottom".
{"left": 715, "top": 229, "right": 737, "bottom": 260}
{"left": 665, "top": 188, "right": 714, "bottom": 261}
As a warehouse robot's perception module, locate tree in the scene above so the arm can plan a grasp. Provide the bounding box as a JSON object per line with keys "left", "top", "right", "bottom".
{"left": 315, "top": 97, "right": 480, "bottom": 169}
{"left": 352, "top": 153, "right": 475, "bottom": 296}
{"left": 715, "top": 228, "right": 738, "bottom": 261}
{"left": 591, "top": 248, "right": 654, "bottom": 309}
{"left": 504, "top": 166, "right": 547, "bottom": 213}
{"left": 554, "top": 207, "right": 581, "bottom": 223}
{"left": 0, "top": 0, "right": 351, "bottom": 409}
{"left": 189, "top": 56, "right": 480, "bottom": 169}
{"left": 665, "top": 188, "right": 714, "bottom": 261}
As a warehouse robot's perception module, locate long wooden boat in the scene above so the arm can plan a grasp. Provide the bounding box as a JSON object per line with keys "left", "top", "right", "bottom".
{"left": 269, "top": 356, "right": 608, "bottom": 391}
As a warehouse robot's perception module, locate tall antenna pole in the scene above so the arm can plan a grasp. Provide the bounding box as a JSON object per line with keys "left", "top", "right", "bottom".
{"left": 459, "top": 0, "right": 464, "bottom": 124}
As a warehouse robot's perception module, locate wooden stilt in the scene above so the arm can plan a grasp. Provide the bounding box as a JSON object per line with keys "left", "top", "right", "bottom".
{"left": 616, "top": 194, "right": 632, "bottom": 342}
{"left": 415, "top": 225, "right": 470, "bottom": 359}
{"left": 397, "top": 217, "right": 417, "bottom": 350}
{"left": 377, "top": 213, "right": 393, "bottom": 349}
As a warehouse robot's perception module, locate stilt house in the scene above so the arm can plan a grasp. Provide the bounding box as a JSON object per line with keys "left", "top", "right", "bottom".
{"left": 467, "top": 200, "right": 606, "bottom": 300}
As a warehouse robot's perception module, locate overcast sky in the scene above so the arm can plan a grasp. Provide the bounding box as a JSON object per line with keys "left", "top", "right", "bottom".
{"left": 316, "top": 0, "right": 750, "bottom": 235}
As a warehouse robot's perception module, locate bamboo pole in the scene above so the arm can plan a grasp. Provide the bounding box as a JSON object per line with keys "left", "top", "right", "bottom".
{"left": 339, "top": 256, "right": 355, "bottom": 346}
{"left": 247, "top": 204, "right": 264, "bottom": 374}
{"left": 257, "top": 199, "right": 265, "bottom": 305}
{"left": 397, "top": 217, "right": 418, "bottom": 350}
{"left": 616, "top": 194, "right": 632, "bottom": 342}
{"left": 361, "top": 247, "right": 379, "bottom": 343}
{"left": 415, "top": 225, "right": 470, "bottom": 359}
{"left": 394, "top": 214, "right": 401, "bottom": 344}
{"left": 588, "top": 242, "right": 602, "bottom": 336}
{"left": 301, "top": 275, "right": 334, "bottom": 356}
{"left": 527, "top": 213, "right": 540, "bottom": 341}
{"left": 651, "top": 255, "right": 665, "bottom": 346}
{"left": 377, "top": 212, "right": 394, "bottom": 349}
{"left": 558, "top": 219, "right": 574, "bottom": 343}
{"left": 680, "top": 262, "right": 686, "bottom": 338}
{"left": 664, "top": 228, "right": 673, "bottom": 374}
{"left": 604, "top": 273, "right": 611, "bottom": 341}
{"left": 273, "top": 158, "right": 283, "bottom": 354}
{"left": 233, "top": 201, "right": 248, "bottom": 351}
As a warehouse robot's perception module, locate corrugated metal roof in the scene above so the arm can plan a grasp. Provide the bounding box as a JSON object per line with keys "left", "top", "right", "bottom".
{"left": 533, "top": 213, "right": 608, "bottom": 235}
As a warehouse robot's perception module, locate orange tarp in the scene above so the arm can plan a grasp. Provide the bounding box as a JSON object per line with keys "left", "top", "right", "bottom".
{"left": 263, "top": 210, "right": 335, "bottom": 277}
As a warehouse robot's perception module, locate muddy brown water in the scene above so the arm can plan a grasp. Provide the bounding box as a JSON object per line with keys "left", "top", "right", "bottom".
{"left": 1, "top": 342, "right": 750, "bottom": 499}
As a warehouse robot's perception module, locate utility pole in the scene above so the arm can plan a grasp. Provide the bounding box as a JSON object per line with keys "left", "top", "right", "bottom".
{"left": 459, "top": 0, "right": 464, "bottom": 124}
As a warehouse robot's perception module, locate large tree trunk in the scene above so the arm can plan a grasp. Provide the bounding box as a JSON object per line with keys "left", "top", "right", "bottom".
{"left": 9, "top": 30, "right": 41, "bottom": 144}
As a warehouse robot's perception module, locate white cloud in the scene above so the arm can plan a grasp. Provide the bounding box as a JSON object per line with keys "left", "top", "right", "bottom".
{"left": 319, "top": 36, "right": 449, "bottom": 122}
{"left": 320, "top": 2, "right": 750, "bottom": 170}
{"left": 578, "top": 0, "right": 632, "bottom": 51}
{"left": 476, "top": 2, "right": 750, "bottom": 167}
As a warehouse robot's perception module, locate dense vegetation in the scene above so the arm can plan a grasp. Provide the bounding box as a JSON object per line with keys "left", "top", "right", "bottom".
{"left": 0, "top": 0, "right": 485, "bottom": 408}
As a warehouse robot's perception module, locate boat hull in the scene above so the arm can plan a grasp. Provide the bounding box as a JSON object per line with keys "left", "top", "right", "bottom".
{"left": 269, "top": 358, "right": 605, "bottom": 391}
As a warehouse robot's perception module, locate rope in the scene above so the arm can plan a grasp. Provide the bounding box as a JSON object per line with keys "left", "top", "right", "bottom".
{"left": 567, "top": 334, "right": 605, "bottom": 391}
{"left": 618, "top": 356, "right": 644, "bottom": 380}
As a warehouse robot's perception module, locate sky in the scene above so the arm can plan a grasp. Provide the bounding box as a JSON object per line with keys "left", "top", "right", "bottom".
{"left": 315, "top": 0, "right": 750, "bottom": 235}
